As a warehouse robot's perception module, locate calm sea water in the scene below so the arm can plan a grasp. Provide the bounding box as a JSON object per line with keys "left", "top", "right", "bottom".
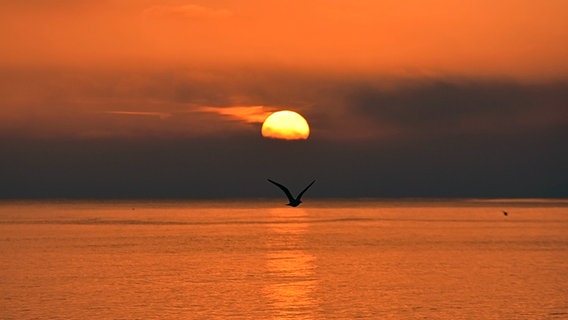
{"left": 1, "top": 199, "right": 567, "bottom": 319}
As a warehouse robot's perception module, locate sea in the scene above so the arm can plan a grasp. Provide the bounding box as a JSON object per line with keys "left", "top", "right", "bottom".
{"left": 1, "top": 199, "right": 567, "bottom": 319}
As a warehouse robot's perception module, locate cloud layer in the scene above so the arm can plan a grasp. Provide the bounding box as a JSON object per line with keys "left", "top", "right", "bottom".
{"left": 1, "top": 66, "right": 566, "bottom": 198}
{"left": 1, "top": 67, "right": 566, "bottom": 141}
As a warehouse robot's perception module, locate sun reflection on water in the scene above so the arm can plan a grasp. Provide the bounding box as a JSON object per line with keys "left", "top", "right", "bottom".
{"left": 264, "top": 208, "right": 319, "bottom": 319}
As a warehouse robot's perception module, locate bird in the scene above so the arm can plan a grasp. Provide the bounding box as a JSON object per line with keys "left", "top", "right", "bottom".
{"left": 503, "top": 211, "right": 508, "bottom": 216}
{"left": 267, "top": 179, "right": 315, "bottom": 207}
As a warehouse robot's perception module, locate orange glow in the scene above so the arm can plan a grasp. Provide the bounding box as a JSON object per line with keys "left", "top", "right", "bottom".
{"left": 261, "top": 111, "right": 310, "bottom": 140}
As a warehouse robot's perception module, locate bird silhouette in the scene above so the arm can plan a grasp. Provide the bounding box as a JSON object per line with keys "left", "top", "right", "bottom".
{"left": 503, "top": 211, "right": 508, "bottom": 216}
{"left": 267, "top": 179, "right": 315, "bottom": 207}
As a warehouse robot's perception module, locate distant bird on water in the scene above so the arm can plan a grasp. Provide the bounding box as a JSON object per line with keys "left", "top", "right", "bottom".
{"left": 267, "top": 179, "right": 315, "bottom": 207}
{"left": 503, "top": 211, "right": 508, "bottom": 216}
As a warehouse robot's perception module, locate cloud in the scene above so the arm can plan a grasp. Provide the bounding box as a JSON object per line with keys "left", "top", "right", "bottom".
{"left": 103, "top": 111, "right": 172, "bottom": 120}
{"left": 142, "top": 4, "right": 232, "bottom": 20}
{"left": 344, "top": 80, "right": 568, "bottom": 138}
{"left": 197, "top": 106, "right": 276, "bottom": 123}
{"left": 1, "top": 66, "right": 567, "bottom": 143}
{"left": 1, "top": 66, "right": 567, "bottom": 198}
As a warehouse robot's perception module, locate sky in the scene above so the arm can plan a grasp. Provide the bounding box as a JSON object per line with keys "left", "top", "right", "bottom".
{"left": 1, "top": 0, "right": 567, "bottom": 198}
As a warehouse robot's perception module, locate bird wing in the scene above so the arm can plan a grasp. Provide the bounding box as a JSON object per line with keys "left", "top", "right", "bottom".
{"left": 267, "top": 179, "right": 295, "bottom": 202}
{"left": 296, "top": 180, "right": 316, "bottom": 201}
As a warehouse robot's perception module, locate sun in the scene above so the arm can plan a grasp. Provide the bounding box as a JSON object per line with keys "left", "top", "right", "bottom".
{"left": 261, "top": 110, "right": 310, "bottom": 140}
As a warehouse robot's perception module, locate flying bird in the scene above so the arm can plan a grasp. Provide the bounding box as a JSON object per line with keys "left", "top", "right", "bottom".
{"left": 503, "top": 211, "right": 508, "bottom": 216}
{"left": 267, "top": 179, "right": 315, "bottom": 207}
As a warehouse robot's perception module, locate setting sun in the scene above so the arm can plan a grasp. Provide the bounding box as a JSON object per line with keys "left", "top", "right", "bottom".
{"left": 261, "top": 110, "right": 310, "bottom": 140}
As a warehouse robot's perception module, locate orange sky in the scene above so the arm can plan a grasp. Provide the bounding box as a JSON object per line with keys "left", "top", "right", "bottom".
{"left": 2, "top": 0, "right": 568, "bottom": 79}
{"left": 1, "top": 1, "right": 568, "bottom": 198}
{"left": 1, "top": 1, "right": 568, "bottom": 141}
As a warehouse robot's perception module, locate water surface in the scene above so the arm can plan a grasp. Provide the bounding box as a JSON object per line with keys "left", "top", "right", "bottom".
{"left": 1, "top": 199, "right": 567, "bottom": 319}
